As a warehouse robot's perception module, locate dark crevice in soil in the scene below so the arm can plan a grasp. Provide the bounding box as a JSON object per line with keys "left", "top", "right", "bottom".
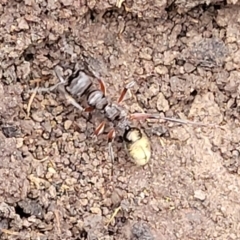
{"left": 15, "top": 205, "right": 31, "bottom": 219}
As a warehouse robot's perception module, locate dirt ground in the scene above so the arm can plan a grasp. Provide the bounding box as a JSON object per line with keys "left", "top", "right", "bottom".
{"left": 1, "top": 0, "right": 240, "bottom": 239}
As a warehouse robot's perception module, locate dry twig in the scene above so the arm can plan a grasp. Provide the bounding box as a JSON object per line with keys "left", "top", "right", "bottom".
{"left": 27, "top": 82, "right": 39, "bottom": 117}
{"left": 105, "top": 206, "right": 121, "bottom": 227}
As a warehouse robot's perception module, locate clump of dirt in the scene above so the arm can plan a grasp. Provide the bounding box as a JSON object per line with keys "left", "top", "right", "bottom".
{"left": 1, "top": 0, "right": 240, "bottom": 239}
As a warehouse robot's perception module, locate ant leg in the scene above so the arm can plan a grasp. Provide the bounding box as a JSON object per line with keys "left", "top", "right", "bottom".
{"left": 84, "top": 106, "right": 95, "bottom": 112}
{"left": 54, "top": 66, "right": 68, "bottom": 84}
{"left": 56, "top": 84, "right": 84, "bottom": 111}
{"left": 130, "top": 113, "right": 158, "bottom": 121}
{"left": 28, "top": 67, "right": 67, "bottom": 94}
{"left": 107, "top": 128, "right": 116, "bottom": 176}
{"left": 130, "top": 113, "right": 214, "bottom": 127}
{"left": 94, "top": 121, "right": 106, "bottom": 136}
{"left": 54, "top": 67, "right": 85, "bottom": 111}
{"left": 98, "top": 79, "right": 106, "bottom": 96}
{"left": 118, "top": 81, "right": 135, "bottom": 104}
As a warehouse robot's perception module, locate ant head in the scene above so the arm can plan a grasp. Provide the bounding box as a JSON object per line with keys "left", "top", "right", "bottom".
{"left": 123, "top": 126, "right": 142, "bottom": 143}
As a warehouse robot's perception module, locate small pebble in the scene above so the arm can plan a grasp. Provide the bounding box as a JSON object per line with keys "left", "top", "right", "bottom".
{"left": 64, "top": 120, "right": 72, "bottom": 130}
{"left": 155, "top": 65, "right": 168, "bottom": 75}
{"left": 65, "top": 178, "right": 77, "bottom": 186}
{"left": 31, "top": 112, "right": 44, "bottom": 122}
{"left": 16, "top": 138, "right": 23, "bottom": 148}
{"left": 184, "top": 62, "right": 195, "bottom": 73}
{"left": 17, "top": 17, "right": 29, "bottom": 30}
{"left": 48, "top": 167, "right": 56, "bottom": 174}
{"left": 157, "top": 92, "right": 169, "bottom": 112}
{"left": 90, "top": 207, "right": 101, "bottom": 214}
{"left": 48, "top": 185, "right": 57, "bottom": 198}
{"left": 81, "top": 198, "right": 89, "bottom": 206}
{"left": 194, "top": 190, "right": 206, "bottom": 201}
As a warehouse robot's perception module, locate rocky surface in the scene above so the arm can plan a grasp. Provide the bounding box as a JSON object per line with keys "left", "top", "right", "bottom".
{"left": 1, "top": 0, "right": 240, "bottom": 239}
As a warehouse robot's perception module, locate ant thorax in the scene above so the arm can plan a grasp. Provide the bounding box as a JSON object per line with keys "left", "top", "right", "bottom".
{"left": 104, "top": 103, "right": 126, "bottom": 123}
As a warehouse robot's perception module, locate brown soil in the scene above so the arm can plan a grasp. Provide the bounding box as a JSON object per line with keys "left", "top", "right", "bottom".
{"left": 0, "top": 1, "right": 240, "bottom": 240}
